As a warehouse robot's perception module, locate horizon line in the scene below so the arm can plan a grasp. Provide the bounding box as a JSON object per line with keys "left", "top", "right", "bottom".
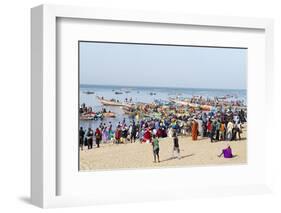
{"left": 80, "top": 83, "right": 246, "bottom": 91}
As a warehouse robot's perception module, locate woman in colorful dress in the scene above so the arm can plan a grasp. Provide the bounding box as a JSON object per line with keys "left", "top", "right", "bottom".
{"left": 102, "top": 126, "right": 109, "bottom": 143}
{"left": 191, "top": 119, "right": 198, "bottom": 141}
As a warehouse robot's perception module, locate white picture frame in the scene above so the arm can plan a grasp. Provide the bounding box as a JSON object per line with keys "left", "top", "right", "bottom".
{"left": 31, "top": 4, "right": 274, "bottom": 208}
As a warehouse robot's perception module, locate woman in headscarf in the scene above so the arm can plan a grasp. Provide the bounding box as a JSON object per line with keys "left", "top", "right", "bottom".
{"left": 191, "top": 119, "right": 198, "bottom": 141}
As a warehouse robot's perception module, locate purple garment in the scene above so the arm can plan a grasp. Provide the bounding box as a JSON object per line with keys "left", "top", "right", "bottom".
{"left": 223, "top": 147, "right": 233, "bottom": 158}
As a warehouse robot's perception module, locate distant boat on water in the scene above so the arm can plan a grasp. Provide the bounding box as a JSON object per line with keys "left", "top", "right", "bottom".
{"left": 115, "top": 91, "right": 123, "bottom": 95}
{"left": 83, "top": 91, "right": 95, "bottom": 94}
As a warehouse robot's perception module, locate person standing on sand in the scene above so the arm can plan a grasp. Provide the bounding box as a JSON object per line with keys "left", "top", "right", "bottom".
{"left": 95, "top": 128, "right": 102, "bottom": 148}
{"left": 220, "top": 121, "right": 225, "bottom": 141}
{"left": 102, "top": 126, "right": 109, "bottom": 143}
{"left": 172, "top": 133, "right": 181, "bottom": 159}
{"left": 86, "top": 127, "right": 94, "bottom": 149}
{"left": 130, "top": 121, "right": 137, "bottom": 143}
{"left": 226, "top": 120, "right": 234, "bottom": 141}
{"left": 237, "top": 121, "right": 242, "bottom": 140}
{"left": 210, "top": 120, "right": 216, "bottom": 142}
{"left": 207, "top": 118, "right": 212, "bottom": 138}
{"left": 79, "top": 127, "right": 85, "bottom": 150}
{"left": 143, "top": 128, "right": 152, "bottom": 143}
{"left": 215, "top": 120, "right": 221, "bottom": 141}
{"left": 191, "top": 119, "right": 198, "bottom": 140}
{"left": 152, "top": 135, "right": 160, "bottom": 163}
{"left": 197, "top": 118, "right": 203, "bottom": 138}
{"left": 115, "top": 127, "right": 121, "bottom": 144}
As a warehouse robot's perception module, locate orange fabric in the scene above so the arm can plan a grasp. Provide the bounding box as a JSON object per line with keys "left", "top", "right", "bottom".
{"left": 220, "top": 123, "right": 225, "bottom": 132}
{"left": 191, "top": 121, "right": 198, "bottom": 140}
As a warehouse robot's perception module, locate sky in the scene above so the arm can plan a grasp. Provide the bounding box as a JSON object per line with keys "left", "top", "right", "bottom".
{"left": 79, "top": 42, "right": 247, "bottom": 90}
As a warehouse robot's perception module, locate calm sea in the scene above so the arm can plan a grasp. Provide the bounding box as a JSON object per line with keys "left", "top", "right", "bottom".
{"left": 79, "top": 84, "right": 246, "bottom": 130}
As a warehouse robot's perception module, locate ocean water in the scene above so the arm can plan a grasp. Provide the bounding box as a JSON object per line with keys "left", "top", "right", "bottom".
{"left": 79, "top": 84, "right": 246, "bottom": 130}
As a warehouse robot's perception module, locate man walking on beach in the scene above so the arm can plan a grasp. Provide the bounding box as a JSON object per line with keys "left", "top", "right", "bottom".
{"left": 152, "top": 135, "right": 160, "bottom": 163}
{"left": 172, "top": 133, "right": 181, "bottom": 159}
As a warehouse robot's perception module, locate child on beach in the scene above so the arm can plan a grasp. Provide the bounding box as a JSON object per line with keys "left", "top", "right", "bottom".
{"left": 172, "top": 133, "right": 181, "bottom": 159}
{"left": 152, "top": 135, "right": 160, "bottom": 163}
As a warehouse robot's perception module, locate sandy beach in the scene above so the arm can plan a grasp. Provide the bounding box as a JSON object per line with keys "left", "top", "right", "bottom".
{"left": 80, "top": 128, "right": 247, "bottom": 171}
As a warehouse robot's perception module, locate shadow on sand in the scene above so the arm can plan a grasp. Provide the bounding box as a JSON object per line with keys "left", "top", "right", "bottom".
{"left": 160, "top": 153, "right": 194, "bottom": 162}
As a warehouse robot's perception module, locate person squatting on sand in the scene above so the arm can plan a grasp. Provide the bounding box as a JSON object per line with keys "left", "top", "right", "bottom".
{"left": 218, "top": 144, "right": 233, "bottom": 158}
{"left": 152, "top": 135, "right": 160, "bottom": 163}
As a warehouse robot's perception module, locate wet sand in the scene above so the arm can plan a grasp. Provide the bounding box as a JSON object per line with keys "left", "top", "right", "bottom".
{"left": 80, "top": 129, "right": 247, "bottom": 171}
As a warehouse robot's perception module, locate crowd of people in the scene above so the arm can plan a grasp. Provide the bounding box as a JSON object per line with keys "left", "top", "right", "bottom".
{"left": 79, "top": 107, "right": 246, "bottom": 161}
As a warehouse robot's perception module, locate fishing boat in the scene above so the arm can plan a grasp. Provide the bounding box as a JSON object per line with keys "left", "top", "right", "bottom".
{"left": 80, "top": 114, "right": 95, "bottom": 120}
{"left": 80, "top": 112, "right": 96, "bottom": 120}
{"left": 199, "top": 105, "right": 213, "bottom": 111}
{"left": 169, "top": 98, "right": 189, "bottom": 106}
{"left": 97, "top": 96, "right": 133, "bottom": 107}
{"left": 121, "top": 106, "right": 137, "bottom": 116}
{"left": 115, "top": 91, "right": 123, "bottom": 95}
{"left": 80, "top": 111, "right": 104, "bottom": 120}
{"left": 103, "top": 112, "right": 116, "bottom": 118}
